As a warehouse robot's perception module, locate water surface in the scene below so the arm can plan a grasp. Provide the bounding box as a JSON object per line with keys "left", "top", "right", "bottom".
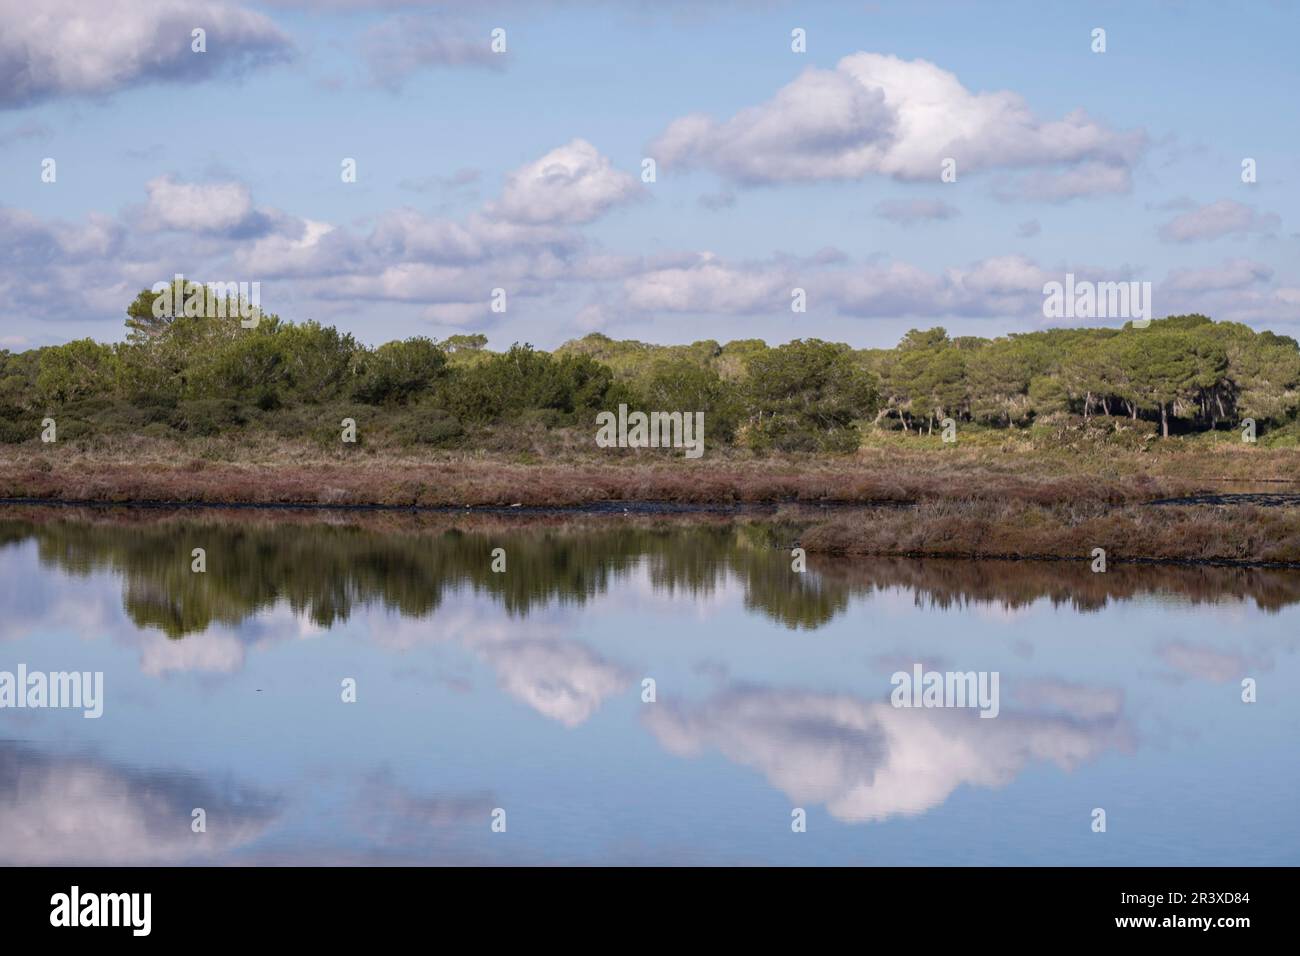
{"left": 2, "top": 509, "right": 1296, "bottom": 865}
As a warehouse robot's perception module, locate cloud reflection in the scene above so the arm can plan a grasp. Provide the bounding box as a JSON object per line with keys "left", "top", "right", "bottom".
{"left": 644, "top": 685, "right": 1132, "bottom": 822}
{"left": 0, "top": 740, "right": 279, "bottom": 864}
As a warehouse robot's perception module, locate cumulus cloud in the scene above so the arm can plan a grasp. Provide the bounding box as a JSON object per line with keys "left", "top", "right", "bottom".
{"left": 132, "top": 143, "right": 631, "bottom": 317}
{"left": 0, "top": 206, "right": 123, "bottom": 265}
{"left": 649, "top": 53, "right": 1144, "bottom": 191}
{"left": 362, "top": 14, "right": 502, "bottom": 89}
{"left": 490, "top": 139, "right": 643, "bottom": 225}
{"left": 0, "top": 205, "right": 133, "bottom": 322}
{"left": 998, "top": 160, "right": 1133, "bottom": 203}
{"left": 215, "top": 142, "right": 629, "bottom": 317}
{"left": 143, "top": 175, "right": 274, "bottom": 237}
{"left": 623, "top": 253, "right": 792, "bottom": 314}
{"left": 0, "top": 0, "right": 292, "bottom": 109}
{"left": 622, "top": 251, "right": 1063, "bottom": 320}
{"left": 873, "top": 198, "right": 959, "bottom": 225}
{"left": 231, "top": 217, "right": 346, "bottom": 276}
{"left": 1162, "top": 258, "right": 1273, "bottom": 294}
{"left": 12, "top": 166, "right": 1290, "bottom": 341}
{"left": 1159, "top": 199, "right": 1281, "bottom": 243}
{"left": 3, "top": 127, "right": 1293, "bottom": 344}
{"left": 842, "top": 255, "right": 1054, "bottom": 317}
{"left": 616, "top": 249, "right": 1174, "bottom": 327}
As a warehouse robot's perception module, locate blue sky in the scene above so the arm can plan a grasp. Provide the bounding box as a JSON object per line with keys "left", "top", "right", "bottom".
{"left": 2, "top": 0, "right": 1298, "bottom": 351}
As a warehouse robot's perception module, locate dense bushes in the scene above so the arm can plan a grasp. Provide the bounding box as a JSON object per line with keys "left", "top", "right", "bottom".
{"left": 351, "top": 337, "right": 447, "bottom": 405}
{"left": 868, "top": 315, "right": 1300, "bottom": 438}
{"left": 2, "top": 289, "right": 1298, "bottom": 451}
{"left": 443, "top": 346, "right": 631, "bottom": 423}
{"left": 744, "top": 340, "right": 876, "bottom": 452}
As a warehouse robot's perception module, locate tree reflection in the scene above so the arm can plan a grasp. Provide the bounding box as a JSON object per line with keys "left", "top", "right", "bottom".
{"left": 0, "top": 509, "right": 1293, "bottom": 638}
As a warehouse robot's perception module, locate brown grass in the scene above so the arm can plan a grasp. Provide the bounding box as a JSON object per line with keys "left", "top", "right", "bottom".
{"left": 800, "top": 499, "right": 1300, "bottom": 565}
{"left": 4, "top": 435, "right": 1300, "bottom": 565}
{"left": 0, "top": 433, "right": 1215, "bottom": 507}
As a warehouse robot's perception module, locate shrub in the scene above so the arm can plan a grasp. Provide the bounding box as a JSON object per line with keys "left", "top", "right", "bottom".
{"left": 171, "top": 399, "right": 251, "bottom": 436}
{"left": 352, "top": 338, "right": 448, "bottom": 405}
{"left": 389, "top": 408, "right": 465, "bottom": 446}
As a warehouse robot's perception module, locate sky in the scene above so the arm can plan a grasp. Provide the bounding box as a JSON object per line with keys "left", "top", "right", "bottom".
{"left": 2, "top": 0, "right": 1298, "bottom": 352}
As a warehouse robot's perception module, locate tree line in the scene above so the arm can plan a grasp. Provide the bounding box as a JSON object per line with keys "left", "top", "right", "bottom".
{"left": 1, "top": 285, "right": 1297, "bottom": 450}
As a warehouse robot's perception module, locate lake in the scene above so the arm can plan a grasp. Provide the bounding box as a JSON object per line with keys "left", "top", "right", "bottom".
{"left": 2, "top": 507, "right": 1296, "bottom": 865}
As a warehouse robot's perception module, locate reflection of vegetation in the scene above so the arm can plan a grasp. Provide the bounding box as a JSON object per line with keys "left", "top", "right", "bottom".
{"left": 0, "top": 515, "right": 845, "bottom": 637}
{"left": 810, "top": 554, "right": 1300, "bottom": 614}
{"left": 2, "top": 513, "right": 1296, "bottom": 639}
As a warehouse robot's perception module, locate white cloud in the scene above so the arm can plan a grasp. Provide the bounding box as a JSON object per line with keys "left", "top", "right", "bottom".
{"left": 1162, "top": 258, "right": 1273, "bottom": 294}
{"left": 2, "top": 131, "right": 1294, "bottom": 345}
{"left": 624, "top": 253, "right": 792, "bottom": 314}
{"left": 0, "top": 0, "right": 291, "bottom": 109}
{"left": 623, "top": 252, "right": 1060, "bottom": 320}
{"left": 649, "top": 53, "right": 1144, "bottom": 190}
{"left": 144, "top": 175, "right": 261, "bottom": 235}
{"left": 1000, "top": 160, "right": 1132, "bottom": 203}
{"left": 0, "top": 205, "right": 133, "bottom": 323}
{"left": 362, "top": 14, "right": 501, "bottom": 90}
{"left": 491, "top": 139, "right": 643, "bottom": 225}
{"left": 232, "top": 218, "right": 342, "bottom": 275}
{"left": 1159, "top": 199, "right": 1281, "bottom": 243}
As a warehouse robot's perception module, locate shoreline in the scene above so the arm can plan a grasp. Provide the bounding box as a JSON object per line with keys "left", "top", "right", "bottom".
{"left": 4, "top": 443, "right": 1300, "bottom": 567}
{"left": 5, "top": 492, "right": 1300, "bottom": 571}
{"left": 0, "top": 494, "right": 902, "bottom": 516}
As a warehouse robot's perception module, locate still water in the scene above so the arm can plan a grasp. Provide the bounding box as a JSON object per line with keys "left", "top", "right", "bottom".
{"left": 2, "top": 507, "right": 1296, "bottom": 865}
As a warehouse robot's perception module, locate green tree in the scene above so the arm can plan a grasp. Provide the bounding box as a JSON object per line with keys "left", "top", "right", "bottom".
{"left": 441, "top": 333, "right": 488, "bottom": 353}
{"left": 641, "top": 356, "right": 742, "bottom": 442}
{"left": 1230, "top": 330, "right": 1300, "bottom": 425}
{"left": 36, "top": 339, "right": 120, "bottom": 404}
{"left": 744, "top": 339, "right": 877, "bottom": 452}
{"left": 353, "top": 337, "right": 448, "bottom": 405}
{"left": 1117, "top": 331, "right": 1200, "bottom": 436}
